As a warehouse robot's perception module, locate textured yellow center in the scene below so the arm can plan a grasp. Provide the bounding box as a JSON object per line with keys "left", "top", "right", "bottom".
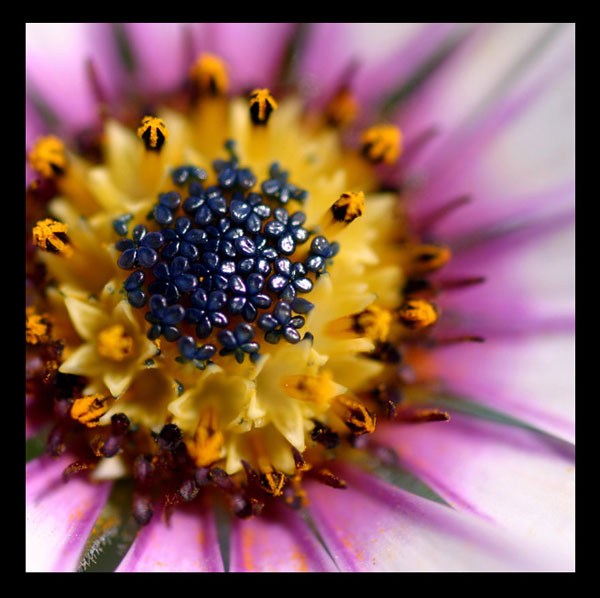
{"left": 97, "top": 324, "right": 134, "bottom": 362}
{"left": 361, "top": 124, "right": 402, "bottom": 165}
{"left": 28, "top": 135, "right": 67, "bottom": 178}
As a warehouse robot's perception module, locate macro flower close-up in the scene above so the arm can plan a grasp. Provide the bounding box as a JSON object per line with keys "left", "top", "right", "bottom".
{"left": 25, "top": 22, "right": 575, "bottom": 572}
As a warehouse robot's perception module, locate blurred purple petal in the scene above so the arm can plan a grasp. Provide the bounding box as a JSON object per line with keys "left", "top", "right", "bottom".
{"left": 229, "top": 502, "right": 336, "bottom": 572}
{"left": 306, "top": 464, "right": 572, "bottom": 571}
{"left": 26, "top": 23, "right": 125, "bottom": 133}
{"left": 116, "top": 499, "right": 224, "bottom": 572}
{"left": 210, "top": 23, "right": 296, "bottom": 92}
{"left": 26, "top": 455, "right": 111, "bottom": 572}
{"left": 376, "top": 415, "right": 574, "bottom": 568}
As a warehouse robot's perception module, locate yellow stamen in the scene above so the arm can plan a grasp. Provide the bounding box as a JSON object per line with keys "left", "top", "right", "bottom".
{"left": 325, "top": 87, "right": 359, "bottom": 128}
{"left": 361, "top": 124, "right": 402, "bottom": 165}
{"left": 281, "top": 373, "right": 339, "bottom": 409}
{"left": 25, "top": 308, "right": 51, "bottom": 345}
{"left": 70, "top": 394, "right": 110, "bottom": 427}
{"left": 251, "top": 435, "right": 287, "bottom": 497}
{"left": 397, "top": 299, "right": 438, "bottom": 330}
{"left": 189, "top": 53, "right": 229, "bottom": 96}
{"left": 353, "top": 304, "right": 392, "bottom": 342}
{"left": 32, "top": 219, "right": 73, "bottom": 257}
{"left": 137, "top": 116, "right": 169, "bottom": 151}
{"left": 96, "top": 324, "right": 134, "bottom": 362}
{"left": 333, "top": 394, "right": 376, "bottom": 435}
{"left": 186, "top": 406, "right": 224, "bottom": 467}
{"left": 28, "top": 135, "right": 67, "bottom": 179}
{"left": 249, "top": 89, "right": 278, "bottom": 125}
{"left": 325, "top": 304, "right": 392, "bottom": 342}
{"left": 406, "top": 244, "right": 452, "bottom": 275}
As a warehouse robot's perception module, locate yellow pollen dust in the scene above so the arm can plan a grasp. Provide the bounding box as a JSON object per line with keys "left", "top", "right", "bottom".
{"left": 32, "top": 219, "right": 73, "bottom": 257}
{"left": 96, "top": 324, "right": 134, "bottom": 362}
{"left": 361, "top": 124, "right": 402, "bottom": 165}
{"left": 325, "top": 88, "right": 359, "bottom": 128}
{"left": 407, "top": 244, "right": 452, "bottom": 275}
{"left": 190, "top": 53, "right": 229, "bottom": 95}
{"left": 70, "top": 394, "right": 110, "bottom": 427}
{"left": 28, "top": 135, "right": 67, "bottom": 179}
{"left": 260, "top": 466, "right": 286, "bottom": 497}
{"left": 334, "top": 394, "right": 376, "bottom": 435}
{"left": 186, "top": 407, "right": 225, "bottom": 467}
{"left": 249, "top": 89, "right": 278, "bottom": 124}
{"left": 26, "top": 309, "right": 51, "bottom": 345}
{"left": 137, "top": 116, "right": 169, "bottom": 150}
{"left": 397, "top": 299, "right": 438, "bottom": 330}
{"left": 353, "top": 304, "right": 392, "bottom": 342}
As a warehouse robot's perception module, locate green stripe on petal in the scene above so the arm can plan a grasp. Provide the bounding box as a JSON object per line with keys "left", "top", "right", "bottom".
{"left": 77, "top": 479, "right": 140, "bottom": 572}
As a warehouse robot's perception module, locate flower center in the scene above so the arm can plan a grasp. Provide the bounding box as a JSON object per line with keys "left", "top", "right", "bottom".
{"left": 26, "top": 54, "right": 451, "bottom": 528}
{"left": 97, "top": 324, "right": 134, "bottom": 362}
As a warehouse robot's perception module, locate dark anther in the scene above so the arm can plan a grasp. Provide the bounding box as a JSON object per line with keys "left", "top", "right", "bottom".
{"left": 111, "top": 412, "right": 130, "bottom": 435}
{"left": 315, "top": 468, "right": 347, "bottom": 489}
{"left": 178, "top": 477, "right": 200, "bottom": 502}
{"left": 46, "top": 423, "right": 67, "bottom": 457}
{"left": 208, "top": 467, "right": 236, "bottom": 492}
{"left": 310, "top": 420, "right": 340, "bottom": 449}
{"left": 367, "top": 341, "right": 402, "bottom": 364}
{"left": 194, "top": 467, "right": 210, "bottom": 487}
{"left": 133, "top": 492, "right": 154, "bottom": 526}
{"left": 134, "top": 455, "right": 155, "bottom": 488}
{"left": 402, "top": 278, "right": 436, "bottom": 299}
{"left": 370, "top": 382, "right": 403, "bottom": 419}
{"left": 241, "top": 459, "right": 260, "bottom": 486}
{"left": 156, "top": 423, "right": 183, "bottom": 451}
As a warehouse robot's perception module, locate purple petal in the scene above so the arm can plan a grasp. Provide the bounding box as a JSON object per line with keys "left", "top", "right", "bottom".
{"left": 305, "top": 463, "right": 572, "bottom": 571}
{"left": 26, "top": 455, "right": 111, "bottom": 571}
{"left": 375, "top": 415, "right": 574, "bottom": 567}
{"left": 210, "top": 23, "right": 296, "bottom": 92}
{"left": 230, "top": 502, "right": 336, "bottom": 572}
{"left": 123, "top": 23, "right": 196, "bottom": 93}
{"left": 401, "top": 24, "right": 574, "bottom": 236}
{"left": 116, "top": 500, "right": 224, "bottom": 572}
{"left": 429, "top": 332, "right": 574, "bottom": 444}
{"left": 26, "top": 23, "right": 125, "bottom": 133}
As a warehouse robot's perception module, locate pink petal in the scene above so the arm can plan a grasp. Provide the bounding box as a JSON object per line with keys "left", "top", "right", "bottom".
{"left": 230, "top": 501, "right": 336, "bottom": 572}
{"left": 375, "top": 415, "right": 574, "bottom": 568}
{"left": 210, "top": 23, "right": 296, "bottom": 92}
{"left": 428, "top": 332, "right": 575, "bottom": 444}
{"left": 123, "top": 23, "right": 199, "bottom": 94}
{"left": 305, "top": 464, "right": 571, "bottom": 571}
{"left": 116, "top": 499, "right": 223, "bottom": 572}
{"left": 26, "top": 455, "right": 111, "bottom": 571}
{"left": 298, "top": 23, "right": 454, "bottom": 109}
{"left": 402, "top": 24, "right": 574, "bottom": 235}
{"left": 436, "top": 214, "right": 574, "bottom": 338}
{"left": 26, "top": 23, "right": 124, "bottom": 133}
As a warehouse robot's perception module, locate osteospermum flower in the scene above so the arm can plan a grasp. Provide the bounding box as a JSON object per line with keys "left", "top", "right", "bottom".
{"left": 26, "top": 23, "right": 575, "bottom": 572}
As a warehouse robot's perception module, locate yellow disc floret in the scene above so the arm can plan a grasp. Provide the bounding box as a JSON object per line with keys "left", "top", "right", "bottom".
{"left": 96, "top": 324, "right": 134, "bottom": 362}
{"left": 32, "top": 219, "right": 73, "bottom": 257}
{"left": 70, "top": 394, "right": 111, "bottom": 427}
{"left": 397, "top": 299, "right": 439, "bottom": 330}
{"left": 137, "top": 116, "right": 169, "bottom": 151}
{"left": 361, "top": 124, "right": 402, "bottom": 165}
{"left": 186, "top": 407, "right": 225, "bottom": 467}
{"left": 249, "top": 89, "right": 278, "bottom": 125}
{"left": 190, "top": 53, "right": 229, "bottom": 96}
{"left": 28, "top": 135, "right": 67, "bottom": 179}
{"left": 353, "top": 304, "right": 393, "bottom": 342}
{"left": 26, "top": 308, "right": 51, "bottom": 345}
